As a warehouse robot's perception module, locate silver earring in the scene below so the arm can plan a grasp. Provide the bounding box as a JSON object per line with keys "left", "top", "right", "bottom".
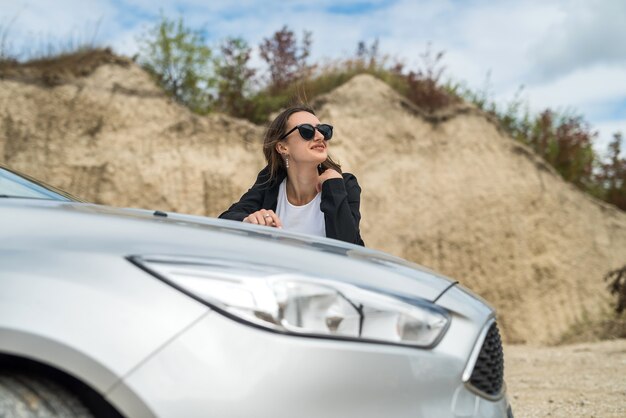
{"left": 285, "top": 155, "right": 289, "bottom": 168}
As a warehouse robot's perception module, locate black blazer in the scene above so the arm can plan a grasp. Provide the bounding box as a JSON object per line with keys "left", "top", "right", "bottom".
{"left": 219, "top": 166, "right": 365, "bottom": 246}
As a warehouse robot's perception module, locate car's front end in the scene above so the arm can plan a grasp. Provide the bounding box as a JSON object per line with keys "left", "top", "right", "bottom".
{"left": 0, "top": 164, "right": 513, "bottom": 417}
{"left": 110, "top": 256, "right": 513, "bottom": 418}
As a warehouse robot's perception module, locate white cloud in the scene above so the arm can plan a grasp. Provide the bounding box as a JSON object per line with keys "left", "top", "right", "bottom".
{"left": 2, "top": 0, "right": 118, "bottom": 57}
{"left": 529, "top": 0, "right": 626, "bottom": 81}
{"left": 593, "top": 120, "right": 626, "bottom": 157}
{"left": 521, "top": 65, "right": 626, "bottom": 113}
{"left": 108, "top": 28, "right": 141, "bottom": 58}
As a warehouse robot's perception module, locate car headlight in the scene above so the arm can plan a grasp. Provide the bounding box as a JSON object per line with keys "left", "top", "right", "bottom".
{"left": 130, "top": 255, "right": 450, "bottom": 348}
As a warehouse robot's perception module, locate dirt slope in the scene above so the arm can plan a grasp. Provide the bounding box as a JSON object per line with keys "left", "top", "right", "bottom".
{"left": 0, "top": 58, "right": 265, "bottom": 216}
{"left": 314, "top": 74, "right": 626, "bottom": 343}
{"left": 1, "top": 59, "right": 625, "bottom": 344}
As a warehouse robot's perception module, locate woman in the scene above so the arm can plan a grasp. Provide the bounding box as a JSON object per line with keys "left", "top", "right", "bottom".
{"left": 219, "top": 105, "right": 364, "bottom": 246}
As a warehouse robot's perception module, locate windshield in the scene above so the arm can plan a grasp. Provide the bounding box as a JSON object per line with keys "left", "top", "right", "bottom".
{"left": 0, "top": 166, "right": 80, "bottom": 201}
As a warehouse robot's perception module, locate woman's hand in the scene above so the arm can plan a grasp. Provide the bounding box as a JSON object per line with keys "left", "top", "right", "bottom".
{"left": 316, "top": 169, "right": 343, "bottom": 193}
{"left": 243, "top": 209, "right": 283, "bottom": 228}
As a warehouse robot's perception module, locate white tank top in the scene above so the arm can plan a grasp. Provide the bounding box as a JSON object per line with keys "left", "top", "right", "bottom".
{"left": 275, "top": 178, "right": 326, "bottom": 238}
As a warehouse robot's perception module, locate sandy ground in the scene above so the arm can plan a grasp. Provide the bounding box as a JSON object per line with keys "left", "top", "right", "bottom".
{"left": 504, "top": 339, "right": 626, "bottom": 417}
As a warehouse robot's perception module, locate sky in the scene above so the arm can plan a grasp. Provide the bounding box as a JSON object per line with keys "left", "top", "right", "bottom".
{"left": 1, "top": 0, "right": 625, "bottom": 156}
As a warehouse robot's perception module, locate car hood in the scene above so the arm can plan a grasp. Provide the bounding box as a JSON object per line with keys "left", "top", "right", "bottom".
{"left": 1, "top": 200, "right": 455, "bottom": 302}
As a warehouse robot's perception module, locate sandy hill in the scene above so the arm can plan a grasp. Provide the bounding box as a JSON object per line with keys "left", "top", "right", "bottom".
{"left": 0, "top": 52, "right": 265, "bottom": 216}
{"left": 1, "top": 55, "right": 625, "bottom": 344}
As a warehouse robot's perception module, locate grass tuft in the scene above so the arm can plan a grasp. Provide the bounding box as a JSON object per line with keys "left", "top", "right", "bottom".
{"left": 0, "top": 47, "right": 130, "bottom": 86}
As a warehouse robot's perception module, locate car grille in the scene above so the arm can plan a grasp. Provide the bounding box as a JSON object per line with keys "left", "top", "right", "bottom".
{"left": 469, "top": 322, "right": 504, "bottom": 397}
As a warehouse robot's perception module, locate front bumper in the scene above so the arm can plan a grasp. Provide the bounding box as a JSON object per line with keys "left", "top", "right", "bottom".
{"left": 107, "top": 309, "right": 511, "bottom": 418}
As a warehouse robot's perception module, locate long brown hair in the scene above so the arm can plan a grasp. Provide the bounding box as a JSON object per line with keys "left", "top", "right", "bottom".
{"left": 263, "top": 105, "right": 342, "bottom": 183}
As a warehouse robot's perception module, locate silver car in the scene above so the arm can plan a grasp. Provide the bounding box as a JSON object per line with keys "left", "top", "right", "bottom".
{"left": 0, "top": 165, "right": 514, "bottom": 418}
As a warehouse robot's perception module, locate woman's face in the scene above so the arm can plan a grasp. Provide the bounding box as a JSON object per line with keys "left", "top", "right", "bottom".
{"left": 277, "top": 111, "right": 328, "bottom": 167}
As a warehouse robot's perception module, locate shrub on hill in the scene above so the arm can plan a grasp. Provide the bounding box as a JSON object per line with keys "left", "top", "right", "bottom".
{"left": 596, "top": 133, "right": 626, "bottom": 210}
{"left": 0, "top": 48, "right": 128, "bottom": 86}
{"left": 214, "top": 37, "right": 256, "bottom": 119}
{"left": 137, "top": 15, "right": 216, "bottom": 113}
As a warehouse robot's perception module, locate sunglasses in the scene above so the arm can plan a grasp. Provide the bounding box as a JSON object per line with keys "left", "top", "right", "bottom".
{"left": 279, "top": 123, "right": 333, "bottom": 141}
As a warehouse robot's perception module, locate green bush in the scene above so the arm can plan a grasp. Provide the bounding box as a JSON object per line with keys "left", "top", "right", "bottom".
{"left": 605, "top": 264, "right": 626, "bottom": 314}
{"left": 214, "top": 37, "right": 256, "bottom": 118}
{"left": 596, "top": 133, "right": 626, "bottom": 209}
{"left": 138, "top": 15, "right": 215, "bottom": 113}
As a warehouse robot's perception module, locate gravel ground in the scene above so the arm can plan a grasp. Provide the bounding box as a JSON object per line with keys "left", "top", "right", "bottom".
{"left": 504, "top": 339, "right": 626, "bottom": 417}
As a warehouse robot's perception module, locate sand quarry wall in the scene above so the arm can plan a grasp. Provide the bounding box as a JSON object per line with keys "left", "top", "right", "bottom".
{"left": 1, "top": 60, "right": 625, "bottom": 344}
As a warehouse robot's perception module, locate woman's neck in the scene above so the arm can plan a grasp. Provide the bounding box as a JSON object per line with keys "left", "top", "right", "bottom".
{"left": 286, "top": 164, "right": 319, "bottom": 205}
